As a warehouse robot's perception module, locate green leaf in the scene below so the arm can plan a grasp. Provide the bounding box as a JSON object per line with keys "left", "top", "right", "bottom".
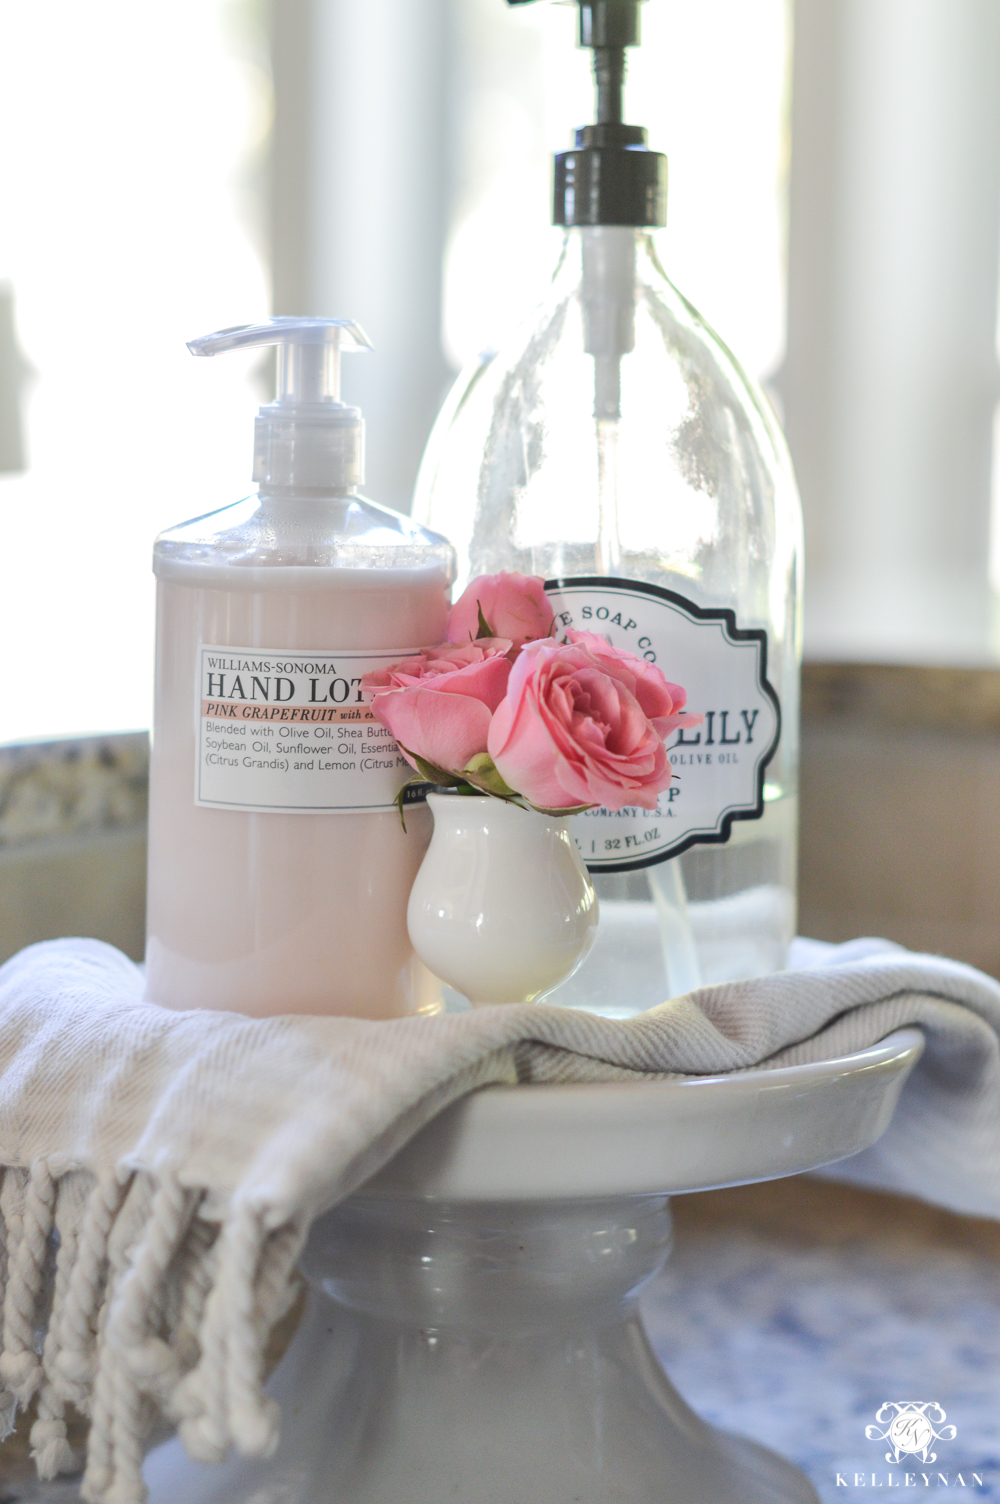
{"left": 392, "top": 745, "right": 465, "bottom": 829}
{"left": 396, "top": 743, "right": 462, "bottom": 789}
{"left": 461, "top": 752, "right": 520, "bottom": 800}
{"left": 528, "top": 802, "right": 595, "bottom": 817}
{"left": 476, "top": 600, "right": 494, "bottom": 640}
{"left": 394, "top": 775, "right": 425, "bottom": 832}
{"left": 413, "top": 755, "right": 462, "bottom": 788}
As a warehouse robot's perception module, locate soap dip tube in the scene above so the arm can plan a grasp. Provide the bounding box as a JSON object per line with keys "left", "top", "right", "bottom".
{"left": 145, "top": 318, "right": 455, "bottom": 1018}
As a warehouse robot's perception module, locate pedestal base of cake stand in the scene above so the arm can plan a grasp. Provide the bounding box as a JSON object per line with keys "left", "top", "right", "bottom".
{"left": 144, "top": 1028, "right": 923, "bottom": 1504}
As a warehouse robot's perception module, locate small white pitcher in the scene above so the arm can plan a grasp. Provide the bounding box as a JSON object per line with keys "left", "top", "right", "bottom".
{"left": 407, "top": 792, "right": 599, "bottom": 1006}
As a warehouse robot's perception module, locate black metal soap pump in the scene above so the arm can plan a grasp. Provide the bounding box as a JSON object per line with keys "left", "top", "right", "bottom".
{"left": 507, "top": 0, "right": 666, "bottom": 229}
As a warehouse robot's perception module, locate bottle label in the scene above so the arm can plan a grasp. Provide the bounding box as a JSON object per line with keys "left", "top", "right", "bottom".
{"left": 194, "top": 645, "right": 419, "bottom": 814}
{"left": 544, "top": 578, "right": 781, "bottom": 872}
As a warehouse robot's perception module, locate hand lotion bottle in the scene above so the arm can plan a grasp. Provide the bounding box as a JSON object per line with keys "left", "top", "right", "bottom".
{"left": 146, "top": 318, "right": 455, "bottom": 1017}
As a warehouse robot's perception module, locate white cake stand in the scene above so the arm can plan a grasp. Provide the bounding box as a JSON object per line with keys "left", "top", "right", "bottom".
{"left": 144, "top": 1027, "right": 923, "bottom": 1504}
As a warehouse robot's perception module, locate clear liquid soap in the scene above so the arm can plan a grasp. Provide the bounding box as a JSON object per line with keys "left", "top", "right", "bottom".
{"left": 414, "top": 0, "right": 803, "bottom": 1015}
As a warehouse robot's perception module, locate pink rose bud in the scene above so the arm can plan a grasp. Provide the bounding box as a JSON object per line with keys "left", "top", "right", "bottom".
{"left": 448, "top": 571, "right": 554, "bottom": 654}
{"left": 488, "top": 639, "right": 695, "bottom": 813}
{"left": 362, "top": 640, "right": 512, "bottom": 779}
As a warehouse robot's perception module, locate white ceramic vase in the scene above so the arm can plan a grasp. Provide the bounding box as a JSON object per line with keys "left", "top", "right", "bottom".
{"left": 407, "top": 792, "right": 599, "bottom": 1006}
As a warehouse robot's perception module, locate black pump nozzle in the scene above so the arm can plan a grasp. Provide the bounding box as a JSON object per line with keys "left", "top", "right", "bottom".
{"left": 506, "top": 0, "right": 665, "bottom": 227}
{"left": 580, "top": 0, "right": 640, "bottom": 124}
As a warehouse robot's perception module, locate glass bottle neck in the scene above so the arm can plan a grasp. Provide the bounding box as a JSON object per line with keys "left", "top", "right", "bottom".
{"left": 256, "top": 485, "right": 360, "bottom": 503}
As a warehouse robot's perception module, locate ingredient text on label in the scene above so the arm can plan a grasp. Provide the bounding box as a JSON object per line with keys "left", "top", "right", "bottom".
{"left": 195, "top": 645, "right": 419, "bottom": 813}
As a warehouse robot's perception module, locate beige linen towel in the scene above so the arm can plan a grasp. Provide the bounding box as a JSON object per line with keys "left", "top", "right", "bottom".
{"left": 0, "top": 934, "right": 999, "bottom": 1502}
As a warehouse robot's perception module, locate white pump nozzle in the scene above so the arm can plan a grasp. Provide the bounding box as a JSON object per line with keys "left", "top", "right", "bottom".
{"left": 187, "top": 317, "right": 373, "bottom": 493}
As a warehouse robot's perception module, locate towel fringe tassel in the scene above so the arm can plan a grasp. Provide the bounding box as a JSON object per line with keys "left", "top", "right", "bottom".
{"left": 0, "top": 1162, "right": 303, "bottom": 1504}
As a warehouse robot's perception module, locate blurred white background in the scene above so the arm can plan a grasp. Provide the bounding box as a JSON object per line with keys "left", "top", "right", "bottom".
{"left": 0, "top": 0, "right": 270, "bottom": 742}
{"left": 441, "top": 0, "right": 789, "bottom": 380}
{"left": 2, "top": 0, "right": 999, "bottom": 744}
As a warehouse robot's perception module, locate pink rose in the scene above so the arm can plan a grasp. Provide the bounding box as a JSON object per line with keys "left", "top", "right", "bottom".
{"left": 487, "top": 639, "right": 679, "bottom": 812}
{"left": 565, "top": 630, "right": 702, "bottom": 737}
{"left": 362, "top": 639, "right": 513, "bottom": 692}
{"left": 448, "top": 571, "right": 554, "bottom": 653}
{"left": 362, "top": 640, "right": 512, "bottom": 778}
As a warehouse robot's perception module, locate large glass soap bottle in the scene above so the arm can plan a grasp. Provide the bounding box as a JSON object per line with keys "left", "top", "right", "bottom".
{"left": 414, "top": 0, "right": 802, "bottom": 1014}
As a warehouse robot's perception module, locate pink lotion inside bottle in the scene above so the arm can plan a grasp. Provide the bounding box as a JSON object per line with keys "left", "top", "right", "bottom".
{"left": 144, "top": 320, "right": 455, "bottom": 1017}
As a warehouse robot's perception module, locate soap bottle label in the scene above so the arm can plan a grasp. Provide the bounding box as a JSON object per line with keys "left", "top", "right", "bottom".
{"left": 545, "top": 579, "right": 780, "bottom": 873}
{"left": 194, "top": 645, "right": 419, "bottom": 814}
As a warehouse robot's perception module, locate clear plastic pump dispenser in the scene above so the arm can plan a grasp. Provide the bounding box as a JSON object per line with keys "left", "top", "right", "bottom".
{"left": 147, "top": 318, "right": 455, "bottom": 1019}
{"left": 157, "top": 319, "right": 452, "bottom": 579}
{"left": 414, "top": 3, "right": 802, "bottom": 1016}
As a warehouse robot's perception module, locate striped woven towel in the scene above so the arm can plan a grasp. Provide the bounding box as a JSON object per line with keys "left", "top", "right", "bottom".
{"left": 0, "top": 934, "right": 998, "bottom": 1502}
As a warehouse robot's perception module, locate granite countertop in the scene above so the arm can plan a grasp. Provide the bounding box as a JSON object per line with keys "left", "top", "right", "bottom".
{"left": 0, "top": 734, "right": 147, "bottom": 851}
{"left": 649, "top": 1180, "right": 1000, "bottom": 1501}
